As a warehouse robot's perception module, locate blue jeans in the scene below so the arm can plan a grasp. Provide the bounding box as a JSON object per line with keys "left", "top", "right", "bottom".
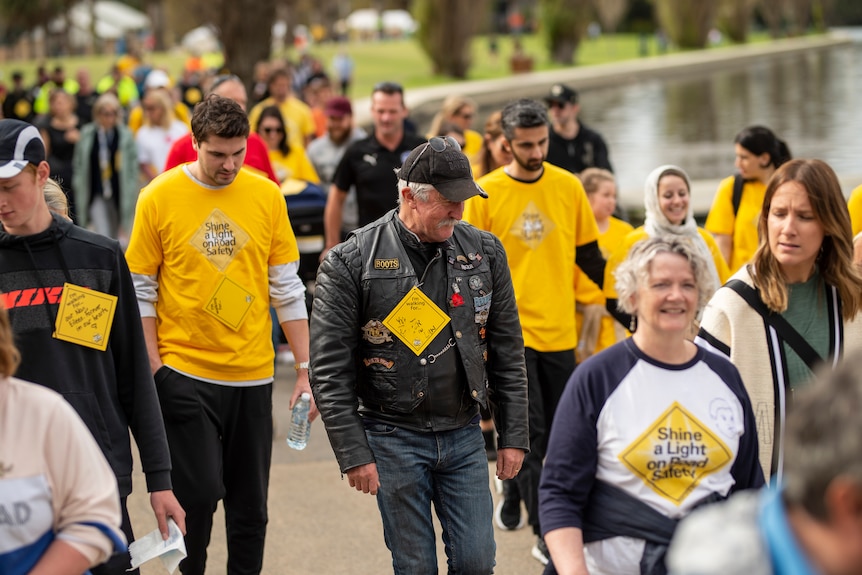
{"left": 364, "top": 418, "right": 496, "bottom": 575}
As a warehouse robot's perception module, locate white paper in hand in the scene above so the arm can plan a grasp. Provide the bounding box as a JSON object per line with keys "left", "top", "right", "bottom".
{"left": 127, "top": 518, "right": 187, "bottom": 573}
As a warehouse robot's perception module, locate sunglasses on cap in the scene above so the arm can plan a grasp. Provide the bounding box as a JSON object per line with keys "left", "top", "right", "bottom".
{"left": 404, "top": 136, "right": 462, "bottom": 187}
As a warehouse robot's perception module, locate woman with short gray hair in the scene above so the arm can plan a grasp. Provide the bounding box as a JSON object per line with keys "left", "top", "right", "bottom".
{"left": 539, "top": 236, "right": 763, "bottom": 575}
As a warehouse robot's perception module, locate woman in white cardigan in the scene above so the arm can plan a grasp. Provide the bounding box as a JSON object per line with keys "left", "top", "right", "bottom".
{"left": 697, "top": 158, "right": 862, "bottom": 481}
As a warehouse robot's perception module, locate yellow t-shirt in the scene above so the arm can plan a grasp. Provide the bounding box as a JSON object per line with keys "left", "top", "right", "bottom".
{"left": 268, "top": 148, "right": 320, "bottom": 185}
{"left": 126, "top": 167, "right": 299, "bottom": 381}
{"left": 704, "top": 175, "right": 766, "bottom": 273}
{"left": 575, "top": 216, "right": 634, "bottom": 354}
{"left": 462, "top": 129, "right": 483, "bottom": 162}
{"left": 464, "top": 163, "right": 599, "bottom": 352}
{"left": 249, "top": 96, "right": 316, "bottom": 150}
{"left": 848, "top": 184, "right": 862, "bottom": 237}
{"left": 603, "top": 226, "right": 731, "bottom": 301}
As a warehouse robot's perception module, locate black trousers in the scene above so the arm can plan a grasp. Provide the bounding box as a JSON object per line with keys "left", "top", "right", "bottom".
{"left": 516, "top": 348, "right": 575, "bottom": 535}
{"left": 154, "top": 367, "right": 273, "bottom": 575}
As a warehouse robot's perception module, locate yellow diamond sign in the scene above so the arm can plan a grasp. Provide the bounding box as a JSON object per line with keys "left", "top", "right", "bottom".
{"left": 383, "top": 286, "right": 451, "bottom": 356}
{"left": 189, "top": 209, "right": 250, "bottom": 271}
{"left": 619, "top": 402, "right": 732, "bottom": 505}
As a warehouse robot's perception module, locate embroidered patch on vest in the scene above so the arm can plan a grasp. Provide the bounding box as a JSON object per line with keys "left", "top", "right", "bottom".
{"left": 363, "top": 357, "right": 395, "bottom": 369}
{"left": 361, "top": 320, "right": 393, "bottom": 344}
{"left": 374, "top": 258, "right": 400, "bottom": 270}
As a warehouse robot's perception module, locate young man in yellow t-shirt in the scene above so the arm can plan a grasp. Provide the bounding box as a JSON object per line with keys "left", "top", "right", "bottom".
{"left": 126, "top": 94, "right": 315, "bottom": 575}
{"left": 463, "top": 98, "right": 606, "bottom": 566}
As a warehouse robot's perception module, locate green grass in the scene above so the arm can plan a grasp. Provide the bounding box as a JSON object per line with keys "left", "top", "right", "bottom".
{"left": 0, "top": 31, "right": 775, "bottom": 97}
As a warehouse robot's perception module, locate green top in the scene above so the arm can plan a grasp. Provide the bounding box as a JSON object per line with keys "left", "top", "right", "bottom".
{"left": 781, "top": 269, "right": 829, "bottom": 391}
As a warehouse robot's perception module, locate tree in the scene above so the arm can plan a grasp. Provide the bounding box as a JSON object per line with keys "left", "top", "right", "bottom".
{"left": 785, "top": 0, "right": 813, "bottom": 34}
{"left": 0, "top": 0, "right": 62, "bottom": 47}
{"left": 216, "top": 0, "right": 279, "bottom": 92}
{"left": 652, "top": 0, "right": 718, "bottom": 48}
{"left": 143, "top": 0, "right": 167, "bottom": 51}
{"left": 591, "top": 0, "right": 629, "bottom": 34}
{"left": 414, "top": 0, "right": 488, "bottom": 78}
{"left": 717, "top": 0, "right": 758, "bottom": 43}
{"left": 541, "top": 0, "right": 594, "bottom": 65}
{"left": 758, "top": 0, "right": 788, "bottom": 37}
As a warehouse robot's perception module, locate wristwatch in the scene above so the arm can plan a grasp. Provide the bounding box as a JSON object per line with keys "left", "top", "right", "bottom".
{"left": 294, "top": 361, "right": 310, "bottom": 372}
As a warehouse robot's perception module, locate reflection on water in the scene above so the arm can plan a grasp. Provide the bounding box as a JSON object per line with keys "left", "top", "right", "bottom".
{"left": 576, "top": 43, "right": 862, "bottom": 200}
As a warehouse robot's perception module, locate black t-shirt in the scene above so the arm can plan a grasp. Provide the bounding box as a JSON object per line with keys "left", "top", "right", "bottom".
{"left": 332, "top": 132, "right": 426, "bottom": 230}
{"left": 2, "top": 89, "right": 34, "bottom": 122}
{"left": 546, "top": 123, "right": 613, "bottom": 174}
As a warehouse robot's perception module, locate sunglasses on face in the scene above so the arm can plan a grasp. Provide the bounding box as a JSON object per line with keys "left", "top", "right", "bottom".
{"left": 261, "top": 127, "right": 283, "bottom": 134}
{"left": 547, "top": 101, "right": 567, "bottom": 109}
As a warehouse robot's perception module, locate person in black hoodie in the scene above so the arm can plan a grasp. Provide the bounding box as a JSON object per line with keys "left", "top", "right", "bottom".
{"left": 0, "top": 119, "right": 186, "bottom": 575}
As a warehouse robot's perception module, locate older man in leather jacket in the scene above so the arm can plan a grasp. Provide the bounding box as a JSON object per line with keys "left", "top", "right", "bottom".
{"left": 311, "top": 137, "right": 529, "bottom": 574}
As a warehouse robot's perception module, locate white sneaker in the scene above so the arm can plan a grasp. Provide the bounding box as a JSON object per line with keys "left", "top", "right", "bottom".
{"left": 531, "top": 537, "right": 549, "bottom": 565}
{"left": 494, "top": 499, "right": 526, "bottom": 531}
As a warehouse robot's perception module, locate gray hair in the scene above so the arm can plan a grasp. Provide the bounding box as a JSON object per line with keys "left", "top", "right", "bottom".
{"left": 92, "top": 92, "right": 121, "bottom": 117}
{"left": 395, "top": 178, "right": 435, "bottom": 206}
{"left": 783, "top": 350, "right": 862, "bottom": 520}
{"left": 614, "top": 236, "right": 714, "bottom": 315}
{"left": 500, "top": 99, "right": 548, "bottom": 141}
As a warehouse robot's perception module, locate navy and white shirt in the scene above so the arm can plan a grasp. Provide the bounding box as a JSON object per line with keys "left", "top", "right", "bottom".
{"left": 540, "top": 338, "right": 763, "bottom": 573}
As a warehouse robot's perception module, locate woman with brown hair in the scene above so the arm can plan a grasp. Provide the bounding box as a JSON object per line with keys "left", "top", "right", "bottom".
{"left": 256, "top": 104, "right": 319, "bottom": 187}
{"left": 698, "top": 158, "right": 862, "bottom": 480}
{"left": 471, "top": 110, "right": 511, "bottom": 179}
{"left": 0, "top": 301, "right": 124, "bottom": 573}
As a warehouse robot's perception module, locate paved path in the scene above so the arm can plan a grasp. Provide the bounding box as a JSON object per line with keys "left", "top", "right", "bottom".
{"left": 128, "top": 364, "right": 541, "bottom": 574}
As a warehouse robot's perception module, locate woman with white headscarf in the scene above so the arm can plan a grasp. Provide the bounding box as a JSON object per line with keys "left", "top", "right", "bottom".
{"left": 604, "top": 165, "right": 730, "bottom": 332}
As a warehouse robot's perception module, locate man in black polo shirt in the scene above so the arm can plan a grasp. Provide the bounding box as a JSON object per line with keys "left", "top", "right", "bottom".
{"left": 323, "top": 82, "right": 425, "bottom": 253}
{"left": 544, "top": 83, "right": 613, "bottom": 174}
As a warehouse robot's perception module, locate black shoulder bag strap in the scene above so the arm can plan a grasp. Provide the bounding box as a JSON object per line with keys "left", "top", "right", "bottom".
{"left": 731, "top": 174, "right": 745, "bottom": 217}
{"left": 726, "top": 279, "right": 823, "bottom": 370}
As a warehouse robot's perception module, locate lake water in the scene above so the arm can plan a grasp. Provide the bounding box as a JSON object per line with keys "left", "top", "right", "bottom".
{"left": 574, "top": 38, "right": 862, "bottom": 205}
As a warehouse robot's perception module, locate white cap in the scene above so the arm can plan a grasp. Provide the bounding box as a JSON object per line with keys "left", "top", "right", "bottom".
{"left": 145, "top": 69, "right": 171, "bottom": 89}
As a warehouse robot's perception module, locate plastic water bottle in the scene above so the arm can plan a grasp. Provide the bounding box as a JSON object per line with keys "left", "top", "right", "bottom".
{"left": 287, "top": 392, "right": 311, "bottom": 450}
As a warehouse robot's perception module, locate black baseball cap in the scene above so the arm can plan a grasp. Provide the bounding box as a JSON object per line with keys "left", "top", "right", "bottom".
{"left": 396, "top": 137, "right": 488, "bottom": 202}
{"left": 0, "top": 120, "right": 46, "bottom": 178}
{"left": 545, "top": 83, "right": 578, "bottom": 105}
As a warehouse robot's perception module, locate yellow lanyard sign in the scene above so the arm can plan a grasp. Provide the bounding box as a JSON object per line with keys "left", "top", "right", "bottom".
{"left": 382, "top": 286, "right": 451, "bottom": 356}
{"left": 53, "top": 283, "right": 117, "bottom": 351}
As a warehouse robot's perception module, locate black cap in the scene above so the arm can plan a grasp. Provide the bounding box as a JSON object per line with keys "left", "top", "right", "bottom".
{"left": 545, "top": 83, "right": 578, "bottom": 105}
{"left": 396, "top": 138, "right": 488, "bottom": 202}
{"left": 0, "top": 120, "right": 46, "bottom": 178}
